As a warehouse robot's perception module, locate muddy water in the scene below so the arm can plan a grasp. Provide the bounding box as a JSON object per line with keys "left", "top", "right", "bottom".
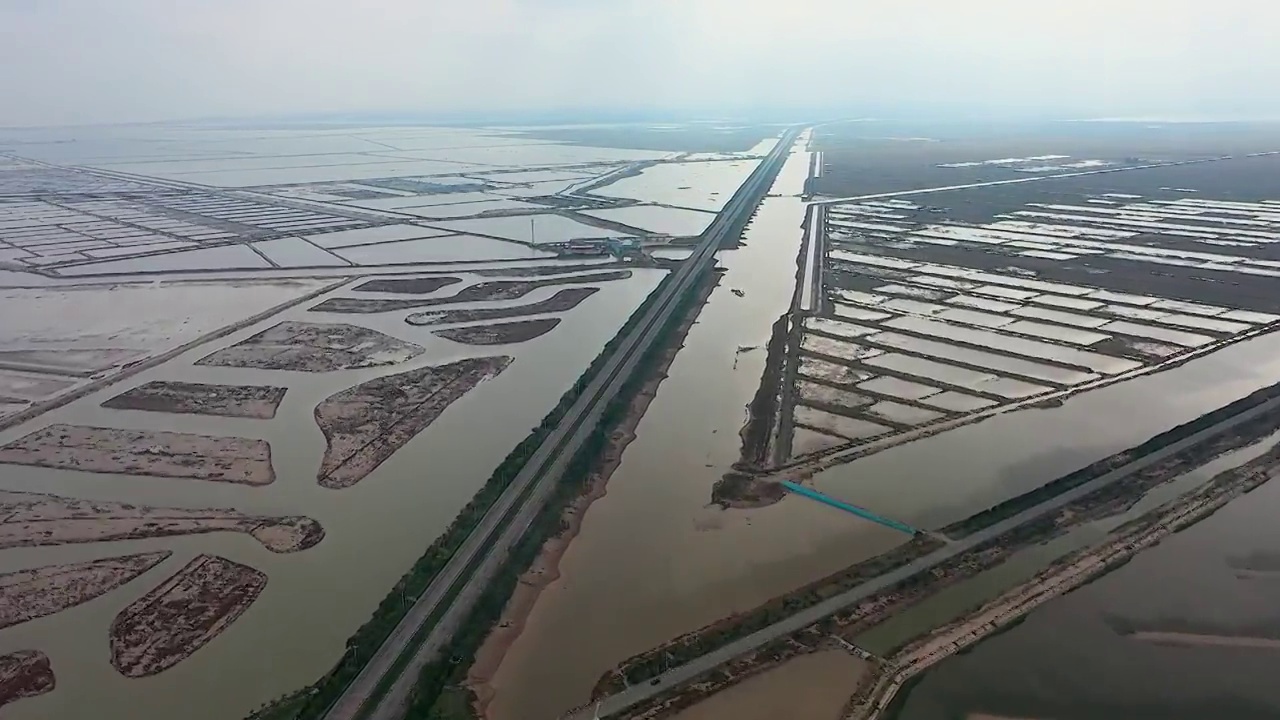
{"left": 813, "top": 329, "right": 1280, "bottom": 532}
{"left": 0, "top": 269, "right": 664, "bottom": 720}
{"left": 668, "top": 650, "right": 866, "bottom": 720}
{"left": 892, "top": 448, "right": 1280, "bottom": 720}
{"left": 853, "top": 430, "right": 1280, "bottom": 658}
{"left": 486, "top": 135, "right": 916, "bottom": 720}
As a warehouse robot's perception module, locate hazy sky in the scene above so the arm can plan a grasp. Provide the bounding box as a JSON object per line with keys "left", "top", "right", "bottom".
{"left": 3, "top": 0, "right": 1279, "bottom": 126}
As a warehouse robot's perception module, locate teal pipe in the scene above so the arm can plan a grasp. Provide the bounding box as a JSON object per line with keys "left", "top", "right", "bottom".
{"left": 781, "top": 481, "right": 917, "bottom": 536}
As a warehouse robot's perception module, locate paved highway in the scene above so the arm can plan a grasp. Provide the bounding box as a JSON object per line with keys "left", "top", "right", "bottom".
{"left": 568, "top": 391, "right": 1280, "bottom": 718}
{"left": 324, "top": 127, "right": 804, "bottom": 720}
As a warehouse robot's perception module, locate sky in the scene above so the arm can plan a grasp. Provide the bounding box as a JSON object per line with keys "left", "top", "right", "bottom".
{"left": 3, "top": 0, "right": 1279, "bottom": 126}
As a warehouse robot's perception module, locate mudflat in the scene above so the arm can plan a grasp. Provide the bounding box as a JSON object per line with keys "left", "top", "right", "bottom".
{"left": 110, "top": 555, "right": 268, "bottom": 678}
{"left": 101, "top": 381, "right": 288, "bottom": 419}
{"left": 0, "top": 424, "right": 274, "bottom": 485}
{"left": 0, "top": 552, "right": 170, "bottom": 630}
{"left": 435, "top": 319, "right": 561, "bottom": 346}
{"left": 315, "top": 356, "right": 512, "bottom": 488}
{"left": 196, "top": 321, "right": 422, "bottom": 372}
{"left": 0, "top": 489, "right": 324, "bottom": 552}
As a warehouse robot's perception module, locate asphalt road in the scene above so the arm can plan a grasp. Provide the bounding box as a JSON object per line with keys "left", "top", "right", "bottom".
{"left": 324, "top": 127, "right": 803, "bottom": 720}
{"left": 568, "top": 392, "right": 1280, "bottom": 719}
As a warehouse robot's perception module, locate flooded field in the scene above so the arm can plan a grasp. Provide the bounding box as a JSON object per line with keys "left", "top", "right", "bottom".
{"left": 0, "top": 279, "right": 337, "bottom": 422}
{"left": 811, "top": 327, "right": 1280, "bottom": 532}
{"left": 891, "top": 458, "right": 1280, "bottom": 720}
{"left": 433, "top": 214, "right": 629, "bottom": 244}
{"left": 326, "top": 235, "right": 552, "bottom": 264}
{"left": 589, "top": 160, "right": 762, "bottom": 211}
{"left": 582, "top": 205, "right": 717, "bottom": 237}
{"left": 0, "top": 268, "right": 665, "bottom": 720}
{"left": 0, "top": 122, "right": 791, "bottom": 284}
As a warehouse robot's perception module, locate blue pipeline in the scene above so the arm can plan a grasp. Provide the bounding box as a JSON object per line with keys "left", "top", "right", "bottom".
{"left": 781, "top": 481, "right": 918, "bottom": 536}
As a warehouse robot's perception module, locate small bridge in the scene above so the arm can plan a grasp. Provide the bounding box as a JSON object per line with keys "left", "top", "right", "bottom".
{"left": 781, "top": 481, "right": 918, "bottom": 535}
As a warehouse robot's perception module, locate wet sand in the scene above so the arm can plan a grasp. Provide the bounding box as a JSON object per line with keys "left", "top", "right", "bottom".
{"left": 668, "top": 650, "right": 865, "bottom": 720}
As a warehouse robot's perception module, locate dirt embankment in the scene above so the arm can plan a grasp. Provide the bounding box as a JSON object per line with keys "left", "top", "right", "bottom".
{"left": 472, "top": 264, "right": 626, "bottom": 278}
{"left": 102, "top": 381, "right": 287, "bottom": 419}
{"left": 435, "top": 319, "right": 561, "bottom": 346}
{"left": 736, "top": 314, "right": 790, "bottom": 470}
{"left": 714, "top": 314, "right": 798, "bottom": 510}
{"left": 0, "top": 489, "right": 324, "bottom": 553}
{"left": 197, "top": 321, "right": 423, "bottom": 372}
{"left": 1, "top": 552, "right": 171, "bottom": 630}
{"left": 465, "top": 271, "right": 720, "bottom": 719}
{"left": 711, "top": 471, "right": 786, "bottom": 509}
{"left": 110, "top": 555, "right": 267, "bottom": 678}
{"left": 311, "top": 271, "right": 632, "bottom": 314}
{"left": 0, "top": 650, "right": 54, "bottom": 710}
{"left": 315, "top": 356, "right": 512, "bottom": 488}
{"left": 0, "top": 424, "right": 274, "bottom": 485}
{"left": 406, "top": 288, "right": 599, "bottom": 327}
